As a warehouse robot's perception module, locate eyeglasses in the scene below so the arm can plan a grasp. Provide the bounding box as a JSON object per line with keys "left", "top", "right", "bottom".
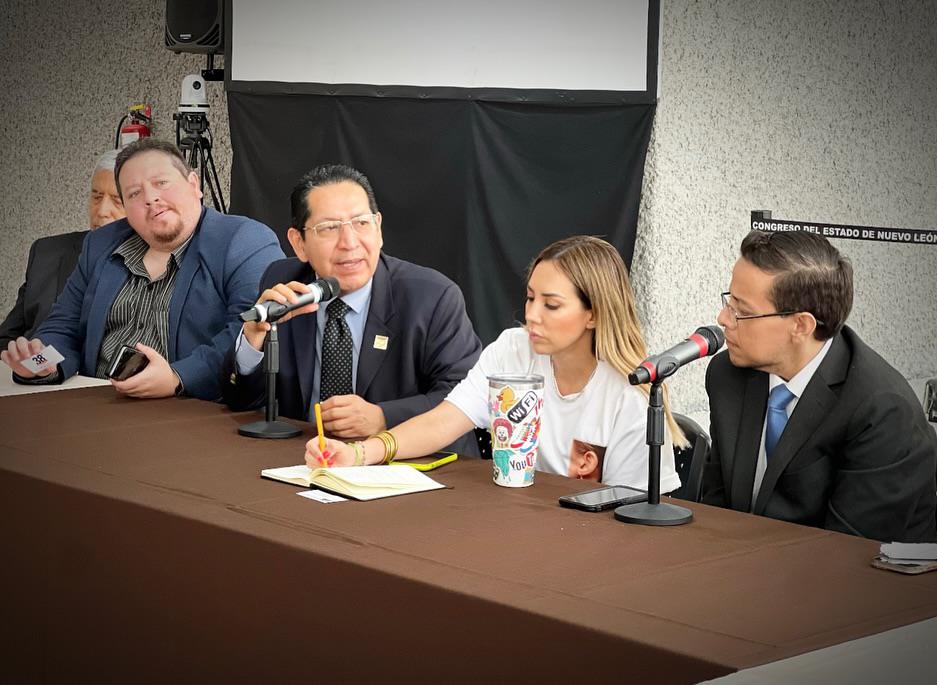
{"left": 303, "top": 214, "right": 377, "bottom": 240}
{"left": 720, "top": 292, "right": 825, "bottom": 329}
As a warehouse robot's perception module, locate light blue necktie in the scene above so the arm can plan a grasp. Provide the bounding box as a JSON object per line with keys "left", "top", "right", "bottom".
{"left": 765, "top": 384, "right": 795, "bottom": 460}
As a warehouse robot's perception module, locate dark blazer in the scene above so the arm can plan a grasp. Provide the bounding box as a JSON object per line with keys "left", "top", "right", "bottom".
{"left": 222, "top": 254, "right": 483, "bottom": 455}
{"left": 33, "top": 208, "right": 284, "bottom": 400}
{"left": 0, "top": 230, "right": 86, "bottom": 348}
{"left": 702, "top": 326, "right": 937, "bottom": 542}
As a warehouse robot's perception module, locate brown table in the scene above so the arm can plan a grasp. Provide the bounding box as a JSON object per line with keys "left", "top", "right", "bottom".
{"left": 2, "top": 388, "right": 936, "bottom": 683}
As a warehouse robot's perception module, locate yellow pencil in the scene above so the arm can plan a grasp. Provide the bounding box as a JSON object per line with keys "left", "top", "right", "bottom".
{"left": 314, "top": 402, "right": 326, "bottom": 453}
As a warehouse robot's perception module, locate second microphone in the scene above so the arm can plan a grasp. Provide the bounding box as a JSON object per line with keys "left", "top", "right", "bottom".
{"left": 239, "top": 276, "right": 341, "bottom": 324}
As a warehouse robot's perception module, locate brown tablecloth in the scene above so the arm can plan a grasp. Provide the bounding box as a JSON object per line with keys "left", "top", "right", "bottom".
{"left": 2, "top": 388, "right": 936, "bottom": 683}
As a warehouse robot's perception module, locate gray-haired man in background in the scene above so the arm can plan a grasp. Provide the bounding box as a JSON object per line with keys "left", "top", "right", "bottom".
{"left": 0, "top": 150, "right": 126, "bottom": 347}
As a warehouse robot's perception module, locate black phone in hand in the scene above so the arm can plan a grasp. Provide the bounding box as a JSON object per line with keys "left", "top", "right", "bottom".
{"left": 106, "top": 345, "right": 149, "bottom": 380}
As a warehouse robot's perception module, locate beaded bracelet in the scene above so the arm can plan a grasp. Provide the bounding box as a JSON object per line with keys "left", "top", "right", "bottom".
{"left": 351, "top": 441, "right": 366, "bottom": 466}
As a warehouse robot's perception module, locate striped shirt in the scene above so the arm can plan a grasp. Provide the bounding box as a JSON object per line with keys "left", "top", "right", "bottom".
{"left": 95, "top": 232, "right": 191, "bottom": 378}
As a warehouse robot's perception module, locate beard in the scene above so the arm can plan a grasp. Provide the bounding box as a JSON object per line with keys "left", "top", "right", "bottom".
{"left": 141, "top": 209, "right": 194, "bottom": 249}
{"left": 152, "top": 218, "right": 186, "bottom": 245}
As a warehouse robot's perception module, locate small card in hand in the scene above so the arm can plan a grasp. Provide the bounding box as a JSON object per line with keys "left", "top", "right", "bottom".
{"left": 20, "top": 345, "right": 64, "bottom": 374}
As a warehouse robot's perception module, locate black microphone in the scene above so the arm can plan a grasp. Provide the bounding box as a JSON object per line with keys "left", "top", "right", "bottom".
{"left": 628, "top": 325, "right": 725, "bottom": 385}
{"left": 239, "top": 277, "right": 340, "bottom": 324}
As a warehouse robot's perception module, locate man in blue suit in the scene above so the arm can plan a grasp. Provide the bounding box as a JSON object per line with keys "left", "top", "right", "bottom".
{"left": 1, "top": 138, "right": 284, "bottom": 400}
{"left": 222, "top": 164, "right": 481, "bottom": 454}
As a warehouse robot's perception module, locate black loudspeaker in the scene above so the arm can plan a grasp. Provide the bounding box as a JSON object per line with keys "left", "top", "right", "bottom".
{"left": 165, "top": 0, "right": 224, "bottom": 54}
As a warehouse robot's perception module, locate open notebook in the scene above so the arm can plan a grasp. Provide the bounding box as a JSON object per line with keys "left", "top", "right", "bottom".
{"left": 261, "top": 464, "right": 446, "bottom": 501}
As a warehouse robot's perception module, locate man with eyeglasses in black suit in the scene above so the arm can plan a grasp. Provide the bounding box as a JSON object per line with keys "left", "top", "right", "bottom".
{"left": 702, "top": 229, "right": 936, "bottom": 542}
{"left": 222, "top": 164, "right": 482, "bottom": 455}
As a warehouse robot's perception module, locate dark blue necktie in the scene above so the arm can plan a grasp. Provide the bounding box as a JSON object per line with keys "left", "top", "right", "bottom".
{"left": 765, "top": 384, "right": 795, "bottom": 460}
{"left": 320, "top": 298, "right": 353, "bottom": 401}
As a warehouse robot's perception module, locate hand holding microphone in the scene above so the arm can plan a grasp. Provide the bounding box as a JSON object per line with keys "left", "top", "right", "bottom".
{"left": 629, "top": 325, "right": 725, "bottom": 385}
{"left": 241, "top": 277, "right": 340, "bottom": 351}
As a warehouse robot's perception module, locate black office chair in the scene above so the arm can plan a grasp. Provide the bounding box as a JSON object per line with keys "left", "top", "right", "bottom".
{"left": 474, "top": 427, "right": 492, "bottom": 460}
{"left": 671, "top": 413, "right": 711, "bottom": 502}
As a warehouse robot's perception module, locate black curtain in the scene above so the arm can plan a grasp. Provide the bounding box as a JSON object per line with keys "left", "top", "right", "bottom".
{"left": 228, "top": 92, "right": 655, "bottom": 344}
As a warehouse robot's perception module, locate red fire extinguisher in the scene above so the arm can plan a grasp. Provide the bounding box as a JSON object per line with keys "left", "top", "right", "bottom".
{"left": 117, "top": 104, "right": 153, "bottom": 147}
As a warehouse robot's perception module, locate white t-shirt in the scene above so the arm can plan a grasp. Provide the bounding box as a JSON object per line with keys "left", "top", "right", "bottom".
{"left": 445, "top": 328, "right": 681, "bottom": 492}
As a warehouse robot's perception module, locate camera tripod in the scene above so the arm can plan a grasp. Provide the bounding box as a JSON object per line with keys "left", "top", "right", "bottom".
{"left": 174, "top": 112, "right": 227, "bottom": 213}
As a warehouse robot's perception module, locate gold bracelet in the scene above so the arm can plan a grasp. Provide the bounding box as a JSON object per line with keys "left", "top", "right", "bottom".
{"left": 371, "top": 431, "right": 398, "bottom": 464}
{"left": 372, "top": 433, "right": 391, "bottom": 464}
{"left": 351, "top": 441, "right": 365, "bottom": 466}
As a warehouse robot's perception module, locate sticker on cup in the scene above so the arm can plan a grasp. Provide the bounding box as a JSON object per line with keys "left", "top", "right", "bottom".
{"left": 488, "top": 374, "right": 544, "bottom": 487}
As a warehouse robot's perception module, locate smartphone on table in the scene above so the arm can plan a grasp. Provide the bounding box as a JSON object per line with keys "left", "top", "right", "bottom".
{"left": 393, "top": 452, "right": 458, "bottom": 472}
{"left": 559, "top": 485, "right": 648, "bottom": 512}
{"left": 106, "top": 344, "right": 149, "bottom": 381}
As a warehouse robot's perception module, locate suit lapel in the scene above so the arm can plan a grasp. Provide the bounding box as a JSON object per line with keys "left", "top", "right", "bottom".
{"left": 729, "top": 372, "right": 768, "bottom": 512}
{"left": 356, "top": 255, "right": 393, "bottom": 397}
{"left": 55, "top": 233, "right": 84, "bottom": 294}
{"left": 294, "top": 301, "right": 319, "bottom": 419}
{"left": 753, "top": 335, "right": 849, "bottom": 514}
{"left": 167, "top": 212, "right": 207, "bottom": 360}
{"left": 84, "top": 256, "right": 129, "bottom": 372}
{"left": 283, "top": 262, "right": 318, "bottom": 418}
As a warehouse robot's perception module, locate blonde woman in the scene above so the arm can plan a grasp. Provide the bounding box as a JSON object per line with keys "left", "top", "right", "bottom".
{"left": 305, "top": 236, "right": 686, "bottom": 490}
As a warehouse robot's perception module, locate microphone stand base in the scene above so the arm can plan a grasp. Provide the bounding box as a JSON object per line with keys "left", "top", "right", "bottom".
{"left": 238, "top": 420, "right": 302, "bottom": 439}
{"left": 613, "top": 501, "right": 693, "bottom": 526}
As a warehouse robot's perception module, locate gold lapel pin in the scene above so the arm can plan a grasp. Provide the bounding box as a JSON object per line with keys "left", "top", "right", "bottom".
{"left": 373, "top": 335, "right": 389, "bottom": 350}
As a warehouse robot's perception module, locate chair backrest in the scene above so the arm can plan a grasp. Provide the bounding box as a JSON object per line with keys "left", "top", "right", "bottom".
{"left": 671, "top": 413, "right": 711, "bottom": 502}
{"left": 474, "top": 427, "right": 493, "bottom": 460}
{"left": 924, "top": 379, "right": 937, "bottom": 423}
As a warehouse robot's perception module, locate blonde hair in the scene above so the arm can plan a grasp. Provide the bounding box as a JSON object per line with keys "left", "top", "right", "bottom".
{"left": 528, "top": 236, "right": 687, "bottom": 448}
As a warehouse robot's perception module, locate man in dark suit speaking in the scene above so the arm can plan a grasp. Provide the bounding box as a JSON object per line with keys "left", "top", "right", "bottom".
{"left": 702, "top": 229, "right": 937, "bottom": 542}
{"left": 223, "top": 164, "right": 482, "bottom": 454}
{"left": 0, "top": 149, "right": 126, "bottom": 347}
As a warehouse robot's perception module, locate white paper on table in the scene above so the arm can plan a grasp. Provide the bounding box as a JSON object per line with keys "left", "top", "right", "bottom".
{"left": 880, "top": 543, "right": 937, "bottom": 561}
{"left": 298, "top": 490, "right": 348, "bottom": 504}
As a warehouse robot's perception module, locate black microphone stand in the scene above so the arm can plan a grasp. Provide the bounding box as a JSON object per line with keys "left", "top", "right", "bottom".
{"left": 238, "top": 323, "right": 301, "bottom": 439}
{"left": 614, "top": 377, "right": 693, "bottom": 526}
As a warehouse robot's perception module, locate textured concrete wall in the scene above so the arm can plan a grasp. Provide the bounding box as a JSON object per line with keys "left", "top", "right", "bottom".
{"left": 0, "top": 0, "right": 231, "bottom": 318}
{"left": 1, "top": 1, "right": 934, "bottom": 417}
